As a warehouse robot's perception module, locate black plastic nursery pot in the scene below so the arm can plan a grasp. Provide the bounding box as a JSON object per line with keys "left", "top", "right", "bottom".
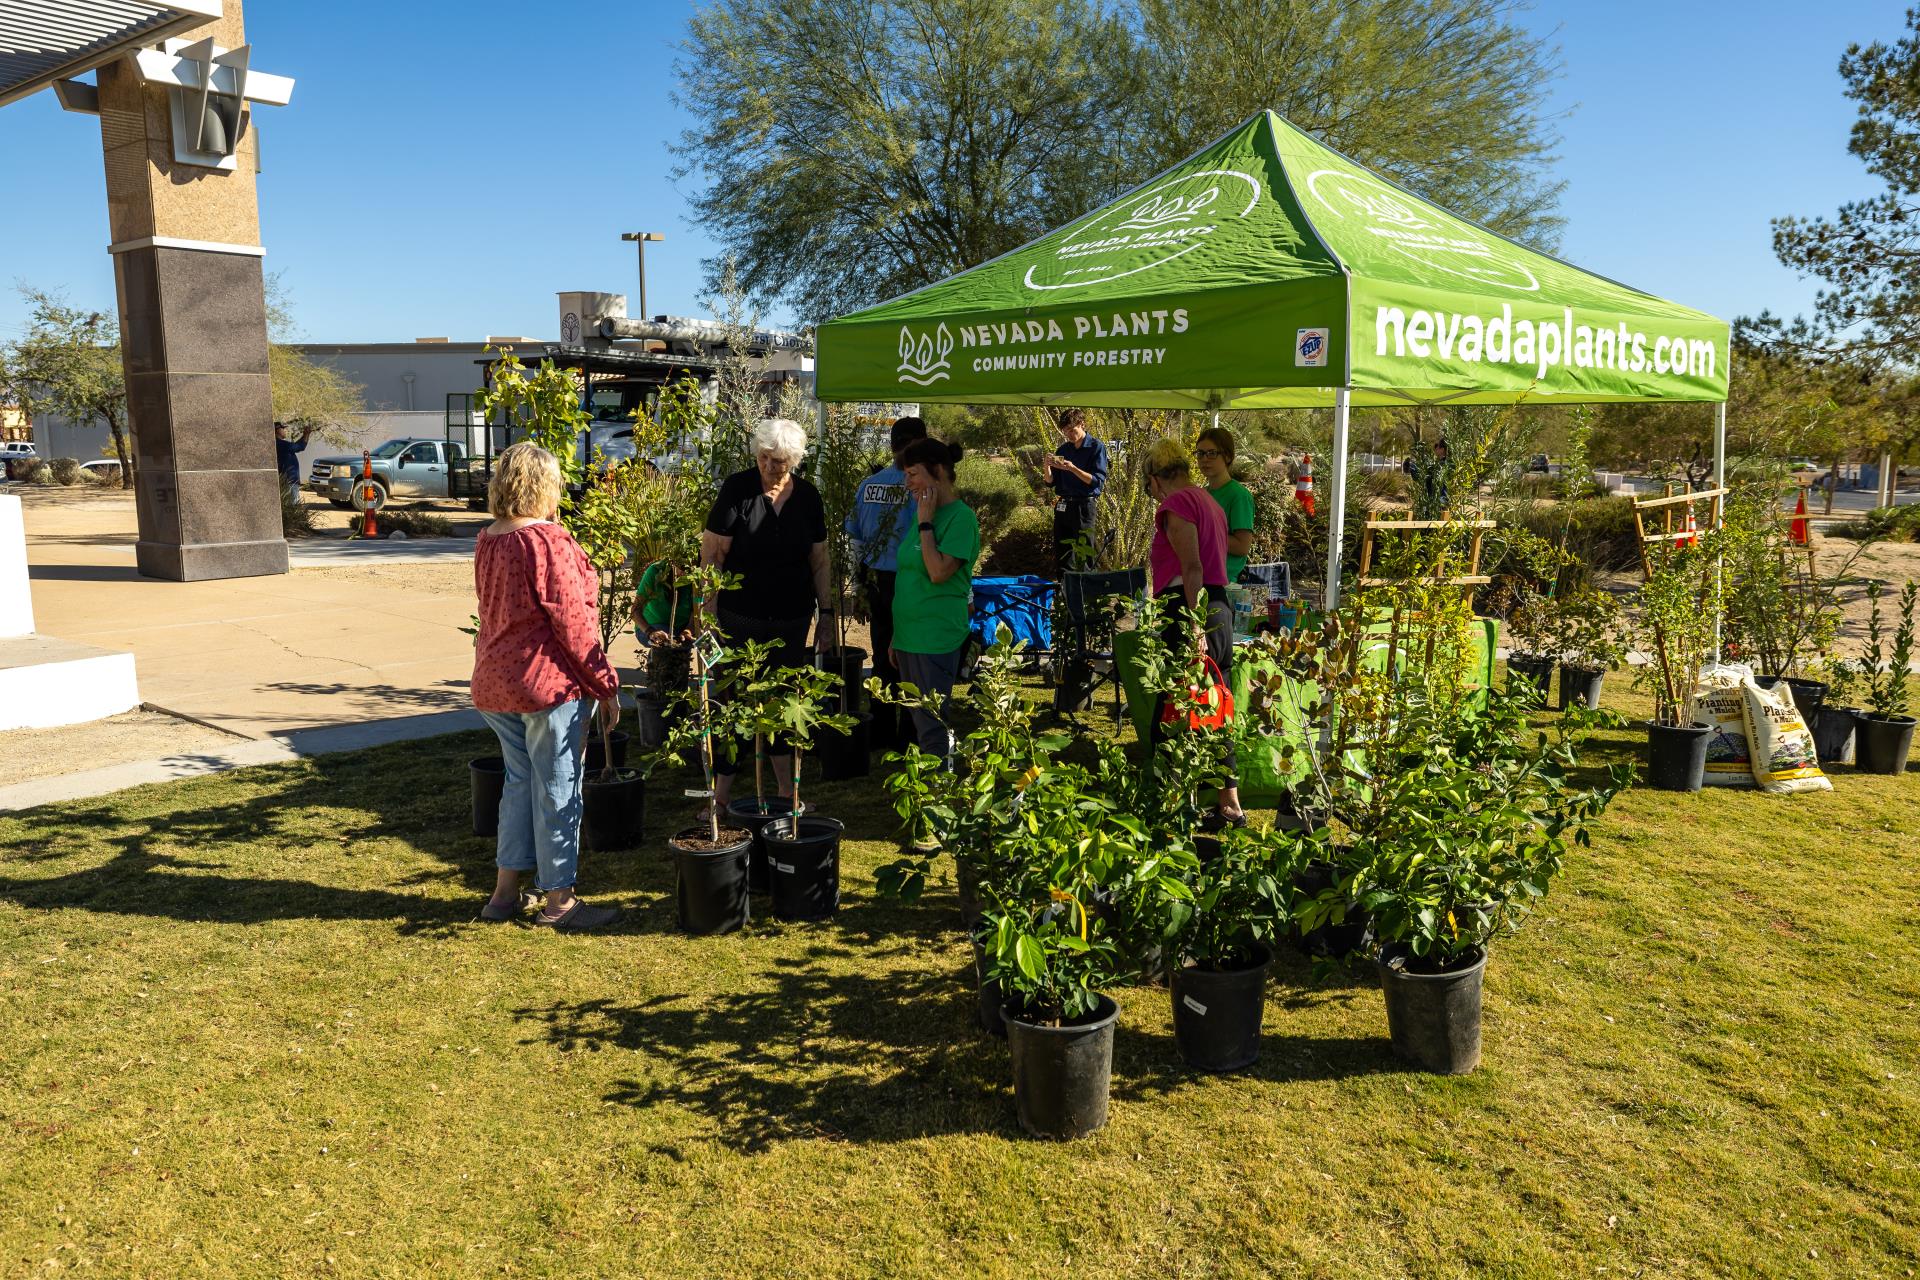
{"left": 823, "top": 646, "right": 868, "bottom": 715}
{"left": 817, "top": 713, "right": 872, "bottom": 781}
{"left": 1557, "top": 664, "right": 1606, "bottom": 711}
{"left": 582, "top": 728, "right": 630, "bottom": 773}
{"left": 581, "top": 768, "right": 645, "bottom": 852}
{"left": 1754, "top": 673, "right": 1829, "bottom": 725}
{"left": 1854, "top": 712, "right": 1917, "bottom": 776}
{"left": 956, "top": 856, "right": 983, "bottom": 931}
{"left": 1004, "top": 994, "right": 1118, "bottom": 1140}
{"left": 670, "top": 826, "right": 752, "bottom": 935}
{"left": 1645, "top": 720, "right": 1712, "bottom": 792}
{"left": 469, "top": 756, "right": 505, "bottom": 838}
{"left": 970, "top": 935, "right": 1007, "bottom": 1039}
{"left": 1812, "top": 704, "right": 1859, "bottom": 766}
{"left": 1291, "top": 860, "right": 1369, "bottom": 959}
{"left": 1170, "top": 944, "right": 1272, "bottom": 1073}
{"left": 1505, "top": 653, "right": 1553, "bottom": 702}
{"left": 1053, "top": 658, "right": 1095, "bottom": 713}
{"left": 632, "top": 691, "right": 671, "bottom": 751}
{"left": 727, "top": 796, "right": 801, "bottom": 895}
{"left": 764, "top": 815, "right": 844, "bottom": 922}
{"left": 1376, "top": 943, "right": 1486, "bottom": 1075}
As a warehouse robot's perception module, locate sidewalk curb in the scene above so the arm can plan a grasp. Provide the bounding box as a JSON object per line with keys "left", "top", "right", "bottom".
{"left": 0, "top": 708, "right": 486, "bottom": 812}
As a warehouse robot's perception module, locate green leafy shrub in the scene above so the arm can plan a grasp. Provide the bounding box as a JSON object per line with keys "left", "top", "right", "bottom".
{"left": 956, "top": 452, "right": 1030, "bottom": 542}
{"left": 49, "top": 457, "right": 81, "bottom": 485}
{"left": 980, "top": 506, "right": 1053, "bottom": 577}
{"left": 1495, "top": 496, "right": 1642, "bottom": 584}
{"left": 280, "top": 484, "right": 316, "bottom": 538}
{"left": 1359, "top": 468, "right": 1411, "bottom": 503}
{"left": 1832, "top": 505, "right": 1920, "bottom": 543}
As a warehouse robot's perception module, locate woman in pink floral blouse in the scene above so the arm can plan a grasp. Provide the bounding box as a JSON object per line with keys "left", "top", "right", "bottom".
{"left": 471, "top": 443, "right": 621, "bottom": 931}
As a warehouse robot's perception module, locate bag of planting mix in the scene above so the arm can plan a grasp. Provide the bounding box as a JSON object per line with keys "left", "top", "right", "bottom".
{"left": 1689, "top": 662, "right": 1756, "bottom": 788}
{"left": 1742, "top": 678, "right": 1832, "bottom": 794}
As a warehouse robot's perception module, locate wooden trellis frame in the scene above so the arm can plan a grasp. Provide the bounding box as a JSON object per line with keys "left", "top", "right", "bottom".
{"left": 1631, "top": 485, "right": 1726, "bottom": 579}
{"left": 1357, "top": 516, "right": 1498, "bottom": 587}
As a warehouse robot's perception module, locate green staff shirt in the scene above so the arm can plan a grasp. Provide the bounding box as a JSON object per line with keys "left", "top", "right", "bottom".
{"left": 892, "top": 499, "right": 980, "bottom": 656}
{"left": 1208, "top": 478, "right": 1255, "bottom": 581}
{"left": 635, "top": 560, "right": 694, "bottom": 634}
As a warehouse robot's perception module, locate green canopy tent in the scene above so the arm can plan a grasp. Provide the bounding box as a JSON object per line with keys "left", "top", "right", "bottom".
{"left": 815, "top": 110, "right": 1732, "bottom": 606}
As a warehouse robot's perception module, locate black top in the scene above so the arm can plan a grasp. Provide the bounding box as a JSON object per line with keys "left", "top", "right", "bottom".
{"left": 705, "top": 467, "right": 828, "bottom": 620}
{"left": 1048, "top": 436, "right": 1109, "bottom": 499}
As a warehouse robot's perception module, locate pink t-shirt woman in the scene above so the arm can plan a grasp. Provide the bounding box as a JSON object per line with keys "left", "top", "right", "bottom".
{"left": 1149, "top": 485, "right": 1229, "bottom": 597}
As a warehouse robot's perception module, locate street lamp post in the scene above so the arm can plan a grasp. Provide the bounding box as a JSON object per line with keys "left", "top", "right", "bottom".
{"left": 620, "top": 231, "right": 664, "bottom": 322}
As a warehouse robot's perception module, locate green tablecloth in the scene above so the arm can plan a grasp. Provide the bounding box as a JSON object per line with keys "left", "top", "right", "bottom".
{"left": 1113, "top": 615, "right": 1499, "bottom": 806}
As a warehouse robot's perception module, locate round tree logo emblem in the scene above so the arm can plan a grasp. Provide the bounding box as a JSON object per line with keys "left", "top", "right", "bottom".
{"left": 1024, "top": 168, "right": 1263, "bottom": 293}
{"left": 1304, "top": 167, "right": 1541, "bottom": 293}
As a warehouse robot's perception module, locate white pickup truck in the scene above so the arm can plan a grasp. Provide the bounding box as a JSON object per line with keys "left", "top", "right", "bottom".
{"left": 308, "top": 438, "right": 467, "bottom": 510}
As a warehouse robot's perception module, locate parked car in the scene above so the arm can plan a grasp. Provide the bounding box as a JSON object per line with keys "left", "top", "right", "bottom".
{"left": 0, "top": 441, "right": 37, "bottom": 480}
{"left": 308, "top": 438, "right": 467, "bottom": 510}
{"left": 78, "top": 459, "right": 123, "bottom": 483}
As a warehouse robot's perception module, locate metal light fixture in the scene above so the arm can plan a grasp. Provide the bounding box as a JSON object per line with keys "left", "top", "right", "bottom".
{"left": 620, "top": 232, "right": 665, "bottom": 322}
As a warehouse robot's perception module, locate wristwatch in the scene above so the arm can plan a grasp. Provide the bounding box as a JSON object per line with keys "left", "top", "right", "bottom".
{"left": 918, "top": 521, "right": 936, "bottom": 532}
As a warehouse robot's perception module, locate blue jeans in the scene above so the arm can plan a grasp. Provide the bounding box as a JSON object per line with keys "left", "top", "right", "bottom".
{"left": 480, "top": 699, "right": 590, "bottom": 893}
{"left": 896, "top": 646, "right": 963, "bottom": 762}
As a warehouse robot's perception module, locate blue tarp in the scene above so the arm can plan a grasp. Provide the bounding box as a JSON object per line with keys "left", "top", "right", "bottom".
{"left": 969, "top": 575, "right": 1056, "bottom": 653}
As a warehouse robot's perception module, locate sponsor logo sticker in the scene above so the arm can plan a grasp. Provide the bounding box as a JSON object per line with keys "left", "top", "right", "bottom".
{"left": 1296, "top": 327, "right": 1329, "bottom": 367}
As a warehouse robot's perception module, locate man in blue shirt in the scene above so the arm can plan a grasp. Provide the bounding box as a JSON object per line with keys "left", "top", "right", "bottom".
{"left": 274, "top": 420, "right": 311, "bottom": 494}
{"left": 844, "top": 415, "right": 927, "bottom": 716}
{"left": 1044, "top": 407, "right": 1108, "bottom": 573}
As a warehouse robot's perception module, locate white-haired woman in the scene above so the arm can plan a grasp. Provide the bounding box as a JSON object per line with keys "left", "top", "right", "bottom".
{"left": 471, "top": 442, "right": 622, "bottom": 931}
{"left": 700, "top": 418, "right": 834, "bottom": 809}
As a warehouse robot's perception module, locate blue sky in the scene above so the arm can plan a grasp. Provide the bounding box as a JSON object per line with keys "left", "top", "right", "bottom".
{"left": 0, "top": 1, "right": 1905, "bottom": 344}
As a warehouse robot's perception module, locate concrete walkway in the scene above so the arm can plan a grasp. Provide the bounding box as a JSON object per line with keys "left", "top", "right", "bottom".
{"left": 14, "top": 487, "right": 552, "bottom": 742}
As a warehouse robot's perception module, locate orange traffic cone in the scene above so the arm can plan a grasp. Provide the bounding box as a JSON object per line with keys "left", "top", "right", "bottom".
{"left": 1680, "top": 504, "right": 1697, "bottom": 549}
{"left": 359, "top": 450, "right": 379, "bottom": 539}
{"left": 1789, "top": 489, "right": 1810, "bottom": 546}
{"left": 1294, "top": 454, "right": 1315, "bottom": 517}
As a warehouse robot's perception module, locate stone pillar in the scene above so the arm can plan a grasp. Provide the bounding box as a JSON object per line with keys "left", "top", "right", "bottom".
{"left": 95, "top": 2, "right": 287, "bottom": 581}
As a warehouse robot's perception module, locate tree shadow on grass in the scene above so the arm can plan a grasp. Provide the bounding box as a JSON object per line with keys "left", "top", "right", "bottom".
{"left": 515, "top": 950, "right": 1010, "bottom": 1151}
{"left": 0, "top": 734, "right": 505, "bottom": 935}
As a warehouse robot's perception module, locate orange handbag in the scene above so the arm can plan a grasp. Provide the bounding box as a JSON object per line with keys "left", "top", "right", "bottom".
{"left": 1161, "top": 654, "right": 1235, "bottom": 731}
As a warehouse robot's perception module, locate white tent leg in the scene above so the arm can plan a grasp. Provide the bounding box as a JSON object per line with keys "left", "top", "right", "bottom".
{"left": 1713, "top": 399, "right": 1726, "bottom": 662}
{"left": 1325, "top": 387, "right": 1351, "bottom": 610}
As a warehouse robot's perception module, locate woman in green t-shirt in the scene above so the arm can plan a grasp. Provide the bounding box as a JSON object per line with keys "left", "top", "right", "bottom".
{"left": 890, "top": 437, "right": 981, "bottom": 761}
{"left": 632, "top": 559, "right": 695, "bottom": 646}
{"left": 1196, "top": 425, "right": 1255, "bottom": 582}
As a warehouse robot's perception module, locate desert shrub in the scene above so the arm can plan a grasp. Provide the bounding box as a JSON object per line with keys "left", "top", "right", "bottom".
{"left": 280, "top": 484, "right": 316, "bottom": 538}
{"left": 85, "top": 463, "right": 123, "bottom": 486}
{"left": 25, "top": 461, "right": 53, "bottom": 485}
{"left": 976, "top": 505, "right": 1055, "bottom": 578}
{"left": 1514, "top": 472, "right": 1559, "bottom": 498}
{"left": 49, "top": 457, "right": 81, "bottom": 485}
{"left": 351, "top": 508, "right": 455, "bottom": 538}
{"left": 1489, "top": 496, "right": 1641, "bottom": 591}
{"left": 1359, "top": 468, "right": 1411, "bottom": 503}
{"left": 956, "top": 453, "right": 1031, "bottom": 543}
{"left": 1832, "top": 504, "right": 1920, "bottom": 543}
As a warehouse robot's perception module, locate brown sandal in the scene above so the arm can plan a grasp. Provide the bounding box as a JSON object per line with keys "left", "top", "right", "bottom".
{"left": 531, "top": 899, "right": 621, "bottom": 932}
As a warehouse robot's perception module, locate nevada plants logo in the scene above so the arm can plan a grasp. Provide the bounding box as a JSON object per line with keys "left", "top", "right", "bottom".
{"left": 1305, "top": 166, "right": 1542, "bottom": 293}
{"left": 896, "top": 323, "right": 954, "bottom": 386}
{"left": 1025, "top": 168, "right": 1262, "bottom": 292}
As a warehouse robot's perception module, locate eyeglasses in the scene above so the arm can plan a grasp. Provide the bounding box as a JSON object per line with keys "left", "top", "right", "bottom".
{"left": 1195, "top": 448, "right": 1222, "bottom": 460}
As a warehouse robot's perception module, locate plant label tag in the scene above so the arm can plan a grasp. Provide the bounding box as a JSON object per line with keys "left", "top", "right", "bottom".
{"left": 1182, "top": 995, "right": 1209, "bottom": 1016}
{"left": 683, "top": 789, "right": 714, "bottom": 799}
{"left": 773, "top": 861, "right": 795, "bottom": 874}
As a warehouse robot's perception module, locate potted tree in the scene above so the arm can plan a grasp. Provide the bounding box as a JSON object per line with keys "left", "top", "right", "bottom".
{"left": 1161, "top": 821, "right": 1298, "bottom": 1072}
{"left": 1631, "top": 538, "right": 1718, "bottom": 791}
{"left": 981, "top": 760, "right": 1187, "bottom": 1139}
{"left": 1813, "top": 654, "right": 1864, "bottom": 765}
{"left": 1351, "top": 682, "right": 1626, "bottom": 1073}
{"left": 754, "top": 658, "right": 857, "bottom": 922}
{"left": 1503, "top": 594, "right": 1558, "bottom": 704}
{"left": 1549, "top": 586, "right": 1626, "bottom": 711}
{"left": 653, "top": 566, "right": 758, "bottom": 936}
{"left": 808, "top": 400, "right": 882, "bottom": 775}
{"left": 1853, "top": 580, "right": 1917, "bottom": 775}
{"left": 1721, "top": 491, "right": 1854, "bottom": 721}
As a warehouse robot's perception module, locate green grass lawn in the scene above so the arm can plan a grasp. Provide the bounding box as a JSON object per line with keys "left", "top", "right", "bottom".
{"left": 2, "top": 678, "right": 1917, "bottom": 1278}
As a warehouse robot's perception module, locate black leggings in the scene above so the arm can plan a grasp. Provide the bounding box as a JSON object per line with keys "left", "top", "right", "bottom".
{"left": 1146, "top": 587, "right": 1237, "bottom": 782}
{"left": 711, "top": 607, "right": 812, "bottom": 778}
